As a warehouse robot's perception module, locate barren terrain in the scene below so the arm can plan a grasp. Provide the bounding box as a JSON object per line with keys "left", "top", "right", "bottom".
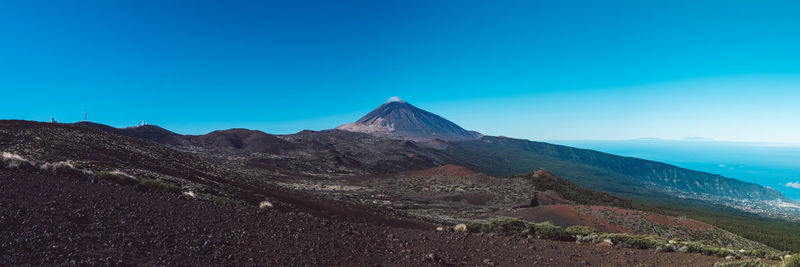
{"left": 0, "top": 120, "right": 784, "bottom": 266}
{"left": 0, "top": 167, "right": 726, "bottom": 266}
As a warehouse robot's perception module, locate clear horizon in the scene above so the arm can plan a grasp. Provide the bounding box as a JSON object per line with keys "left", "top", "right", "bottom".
{"left": 4, "top": 1, "right": 800, "bottom": 143}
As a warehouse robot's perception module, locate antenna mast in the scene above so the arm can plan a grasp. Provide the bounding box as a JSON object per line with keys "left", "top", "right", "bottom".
{"left": 84, "top": 109, "right": 87, "bottom": 121}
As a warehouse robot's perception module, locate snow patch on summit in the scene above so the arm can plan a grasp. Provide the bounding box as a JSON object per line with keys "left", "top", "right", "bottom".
{"left": 386, "top": 96, "right": 404, "bottom": 103}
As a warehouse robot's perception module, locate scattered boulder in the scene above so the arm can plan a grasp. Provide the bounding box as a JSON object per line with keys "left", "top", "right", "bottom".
{"left": 424, "top": 253, "right": 439, "bottom": 262}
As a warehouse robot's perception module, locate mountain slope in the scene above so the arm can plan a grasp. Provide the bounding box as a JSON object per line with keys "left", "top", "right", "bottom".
{"left": 2, "top": 120, "right": 746, "bottom": 264}
{"left": 0, "top": 120, "right": 437, "bottom": 228}
{"left": 334, "top": 165, "right": 773, "bottom": 251}
{"left": 56, "top": 118, "right": 800, "bottom": 251}
{"left": 333, "top": 99, "right": 787, "bottom": 208}
{"left": 331, "top": 99, "right": 795, "bottom": 216}
{"left": 4, "top": 120, "right": 798, "bottom": 254}
{"left": 442, "top": 136, "right": 786, "bottom": 203}
{"left": 336, "top": 98, "right": 482, "bottom": 141}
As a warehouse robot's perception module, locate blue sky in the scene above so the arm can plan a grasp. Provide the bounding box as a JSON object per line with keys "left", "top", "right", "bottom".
{"left": 3, "top": 0, "right": 800, "bottom": 143}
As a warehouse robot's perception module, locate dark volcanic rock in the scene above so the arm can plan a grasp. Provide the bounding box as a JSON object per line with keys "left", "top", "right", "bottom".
{"left": 73, "top": 120, "right": 456, "bottom": 177}
{"left": 74, "top": 122, "right": 189, "bottom": 146}
{"left": 195, "top": 128, "right": 294, "bottom": 153}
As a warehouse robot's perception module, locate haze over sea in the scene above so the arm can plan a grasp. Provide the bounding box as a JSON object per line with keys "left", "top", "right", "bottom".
{"left": 551, "top": 139, "right": 800, "bottom": 200}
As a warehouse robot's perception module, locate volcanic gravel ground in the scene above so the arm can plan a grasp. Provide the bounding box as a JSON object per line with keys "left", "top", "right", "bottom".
{"left": 0, "top": 169, "right": 724, "bottom": 266}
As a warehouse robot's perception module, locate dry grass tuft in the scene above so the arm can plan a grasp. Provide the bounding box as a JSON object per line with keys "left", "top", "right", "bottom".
{"left": 259, "top": 200, "right": 273, "bottom": 209}
{"left": 1, "top": 152, "right": 34, "bottom": 168}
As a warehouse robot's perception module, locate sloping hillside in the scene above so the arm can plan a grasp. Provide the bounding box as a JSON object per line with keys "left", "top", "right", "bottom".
{"left": 0, "top": 120, "right": 434, "bottom": 229}
{"left": 28, "top": 120, "right": 800, "bottom": 252}
{"left": 444, "top": 136, "right": 786, "bottom": 203}
{"left": 324, "top": 165, "right": 773, "bottom": 251}
{"left": 0, "top": 120, "right": 734, "bottom": 266}
{"left": 0, "top": 168, "right": 726, "bottom": 266}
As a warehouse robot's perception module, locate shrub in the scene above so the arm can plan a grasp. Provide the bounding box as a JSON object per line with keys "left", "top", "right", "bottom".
{"left": 39, "top": 160, "right": 73, "bottom": 171}
{"left": 786, "top": 254, "right": 800, "bottom": 267}
{"left": 485, "top": 218, "right": 531, "bottom": 235}
{"left": 466, "top": 222, "right": 484, "bottom": 233}
{"left": 533, "top": 222, "right": 572, "bottom": 241}
{"left": 766, "top": 254, "right": 785, "bottom": 261}
{"left": 1, "top": 152, "right": 34, "bottom": 168}
{"left": 566, "top": 225, "right": 597, "bottom": 237}
{"left": 656, "top": 244, "right": 676, "bottom": 252}
{"left": 683, "top": 242, "right": 737, "bottom": 258}
{"left": 599, "top": 233, "right": 666, "bottom": 250}
{"left": 741, "top": 249, "right": 782, "bottom": 260}
{"left": 713, "top": 259, "right": 772, "bottom": 267}
{"left": 464, "top": 218, "right": 529, "bottom": 235}
{"left": 39, "top": 160, "right": 94, "bottom": 177}
{"left": 462, "top": 218, "right": 574, "bottom": 241}
{"left": 460, "top": 218, "right": 780, "bottom": 260}
{"left": 743, "top": 250, "right": 766, "bottom": 259}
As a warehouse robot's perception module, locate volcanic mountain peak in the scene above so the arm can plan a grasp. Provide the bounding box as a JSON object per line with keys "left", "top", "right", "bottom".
{"left": 335, "top": 99, "right": 482, "bottom": 141}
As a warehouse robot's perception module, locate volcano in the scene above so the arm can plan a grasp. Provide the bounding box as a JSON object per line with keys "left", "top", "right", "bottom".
{"left": 335, "top": 97, "right": 482, "bottom": 141}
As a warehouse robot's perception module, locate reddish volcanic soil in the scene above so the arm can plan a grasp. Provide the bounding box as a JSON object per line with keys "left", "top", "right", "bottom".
{"left": 513, "top": 205, "right": 626, "bottom": 233}
{"left": 512, "top": 204, "right": 583, "bottom": 227}
{"left": 536, "top": 190, "right": 574, "bottom": 205}
{"left": 574, "top": 206, "right": 634, "bottom": 234}
{"left": 0, "top": 168, "right": 724, "bottom": 266}
{"left": 510, "top": 204, "right": 633, "bottom": 234}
